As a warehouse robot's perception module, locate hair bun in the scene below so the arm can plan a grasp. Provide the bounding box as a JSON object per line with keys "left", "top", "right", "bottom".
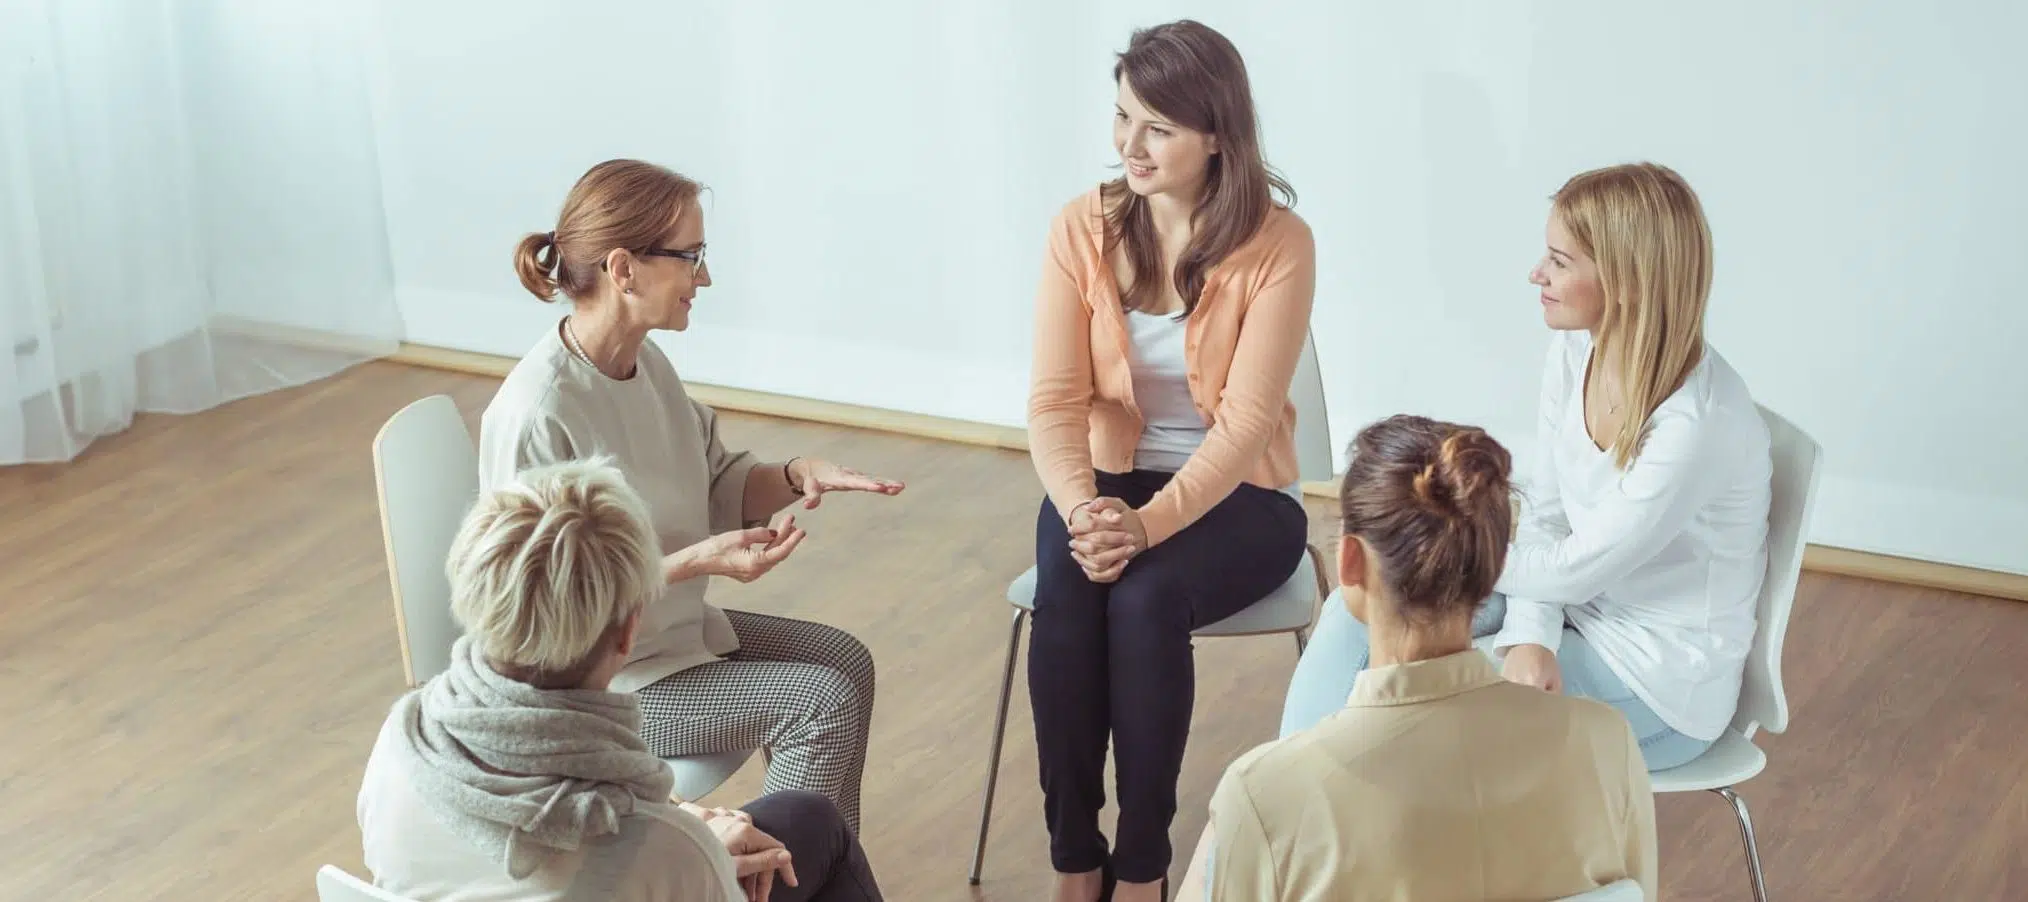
{"left": 1429, "top": 429, "right": 1508, "bottom": 516}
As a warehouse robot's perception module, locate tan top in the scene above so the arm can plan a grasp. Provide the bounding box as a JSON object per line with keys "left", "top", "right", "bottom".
{"left": 1209, "top": 650, "right": 1656, "bottom": 902}
{"left": 479, "top": 323, "right": 758, "bottom": 693}
{"left": 1027, "top": 188, "right": 1316, "bottom": 546}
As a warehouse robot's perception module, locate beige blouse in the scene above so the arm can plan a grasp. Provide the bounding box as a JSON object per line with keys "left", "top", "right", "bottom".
{"left": 478, "top": 323, "right": 758, "bottom": 692}
{"left": 1208, "top": 650, "right": 1656, "bottom": 901}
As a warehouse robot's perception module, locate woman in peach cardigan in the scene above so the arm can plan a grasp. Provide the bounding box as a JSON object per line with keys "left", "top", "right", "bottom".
{"left": 1023, "top": 20, "right": 1316, "bottom": 902}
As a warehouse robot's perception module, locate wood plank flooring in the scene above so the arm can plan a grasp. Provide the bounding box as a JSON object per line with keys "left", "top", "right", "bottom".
{"left": 0, "top": 360, "right": 2022, "bottom": 900}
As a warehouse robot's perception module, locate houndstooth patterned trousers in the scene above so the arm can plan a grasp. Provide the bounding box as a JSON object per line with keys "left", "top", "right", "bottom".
{"left": 636, "top": 609, "right": 876, "bottom": 832}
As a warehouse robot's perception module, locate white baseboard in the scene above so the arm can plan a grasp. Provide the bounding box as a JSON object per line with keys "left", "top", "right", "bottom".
{"left": 398, "top": 286, "right": 1032, "bottom": 430}
{"left": 389, "top": 339, "right": 2028, "bottom": 602}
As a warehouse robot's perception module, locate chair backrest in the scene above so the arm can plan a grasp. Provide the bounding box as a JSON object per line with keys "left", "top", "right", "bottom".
{"left": 1290, "top": 330, "right": 1335, "bottom": 484}
{"left": 1733, "top": 404, "right": 1823, "bottom": 737}
{"left": 1556, "top": 878, "right": 1644, "bottom": 901}
{"left": 316, "top": 865, "right": 414, "bottom": 902}
{"left": 371, "top": 394, "right": 479, "bottom": 688}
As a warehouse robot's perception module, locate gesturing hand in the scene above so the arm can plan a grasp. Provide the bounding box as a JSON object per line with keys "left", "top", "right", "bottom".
{"left": 666, "top": 510, "right": 807, "bottom": 584}
{"left": 788, "top": 457, "right": 906, "bottom": 509}
{"left": 1068, "top": 497, "right": 1148, "bottom": 584}
{"left": 1501, "top": 643, "right": 1564, "bottom": 693}
{"left": 707, "top": 817, "right": 798, "bottom": 902}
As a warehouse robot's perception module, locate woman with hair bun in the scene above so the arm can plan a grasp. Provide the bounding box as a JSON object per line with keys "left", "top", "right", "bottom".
{"left": 1179, "top": 416, "right": 1655, "bottom": 902}
{"left": 486, "top": 159, "right": 906, "bottom": 833}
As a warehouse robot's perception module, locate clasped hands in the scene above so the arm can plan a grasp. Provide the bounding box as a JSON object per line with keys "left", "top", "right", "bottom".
{"left": 1067, "top": 497, "right": 1150, "bottom": 583}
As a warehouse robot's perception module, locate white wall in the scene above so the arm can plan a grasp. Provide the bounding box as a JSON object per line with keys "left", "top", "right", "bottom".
{"left": 366, "top": 0, "right": 2028, "bottom": 575}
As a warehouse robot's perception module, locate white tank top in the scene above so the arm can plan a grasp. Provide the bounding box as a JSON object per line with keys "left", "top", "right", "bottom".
{"left": 1126, "top": 310, "right": 1208, "bottom": 472}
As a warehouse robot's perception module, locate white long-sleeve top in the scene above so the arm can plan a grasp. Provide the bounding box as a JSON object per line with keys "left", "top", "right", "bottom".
{"left": 1493, "top": 330, "right": 1773, "bottom": 741}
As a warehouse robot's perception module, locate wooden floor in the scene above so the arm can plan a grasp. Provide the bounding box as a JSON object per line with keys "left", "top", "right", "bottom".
{"left": 2, "top": 361, "right": 2023, "bottom": 901}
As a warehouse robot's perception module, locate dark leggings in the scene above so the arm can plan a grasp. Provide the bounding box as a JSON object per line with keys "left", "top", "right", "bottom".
{"left": 1027, "top": 470, "right": 1309, "bottom": 883}
{"left": 742, "top": 790, "right": 883, "bottom": 902}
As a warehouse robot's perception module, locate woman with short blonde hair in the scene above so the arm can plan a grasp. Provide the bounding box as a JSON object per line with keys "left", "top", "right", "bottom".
{"left": 1280, "top": 162, "right": 1774, "bottom": 775}
{"left": 356, "top": 460, "right": 885, "bottom": 902}
{"left": 446, "top": 457, "right": 662, "bottom": 687}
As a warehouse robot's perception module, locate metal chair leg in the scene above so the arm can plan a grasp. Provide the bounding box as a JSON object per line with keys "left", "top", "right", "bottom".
{"left": 1713, "top": 786, "right": 1770, "bottom": 902}
{"left": 969, "top": 608, "right": 1028, "bottom": 885}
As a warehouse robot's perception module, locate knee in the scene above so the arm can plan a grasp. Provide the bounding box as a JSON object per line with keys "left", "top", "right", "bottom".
{"left": 805, "top": 622, "right": 877, "bottom": 696}
{"left": 1105, "top": 574, "right": 1192, "bottom": 637}
{"left": 841, "top": 632, "right": 875, "bottom": 692}
{"left": 771, "top": 789, "right": 839, "bottom": 819}
{"left": 806, "top": 666, "right": 862, "bottom": 722}
{"left": 749, "top": 789, "right": 850, "bottom": 840}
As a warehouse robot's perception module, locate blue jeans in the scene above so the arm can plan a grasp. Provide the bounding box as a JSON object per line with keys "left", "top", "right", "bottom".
{"left": 1278, "top": 592, "right": 1716, "bottom": 772}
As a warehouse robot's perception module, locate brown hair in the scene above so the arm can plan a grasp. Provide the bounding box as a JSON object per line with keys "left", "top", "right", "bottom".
{"left": 1103, "top": 20, "right": 1294, "bottom": 318}
{"left": 513, "top": 159, "right": 703, "bottom": 303}
{"left": 1551, "top": 162, "right": 1712, "bottom": 469}
{"left": 1339, "top": 415, "right": 1514, "bottom": 623}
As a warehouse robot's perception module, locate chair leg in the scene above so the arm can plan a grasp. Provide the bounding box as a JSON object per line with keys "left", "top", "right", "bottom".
{"left": 1296, "top": 542, "right": 1329, "bottom": 659}
{"left": 1713, "top": 786, "right": 1770, "bottom": 902}
{"left": 1305, "top": 543, "right": 1332, "bottom": 616}
{"left": 969, "top": 608, "right": 1028, "bottom": 885}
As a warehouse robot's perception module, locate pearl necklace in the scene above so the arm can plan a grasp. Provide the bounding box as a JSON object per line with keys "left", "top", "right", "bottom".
{"left": 562, "top": 318, "right": 602, "bottom": 372}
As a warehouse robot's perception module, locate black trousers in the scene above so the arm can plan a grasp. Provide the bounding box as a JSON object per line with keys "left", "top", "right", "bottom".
{"left": 743, "top": 790, "right": 884, "bottom": 902}
{"left": 1027, "top": 470, "right": 1309, "bottom": 883}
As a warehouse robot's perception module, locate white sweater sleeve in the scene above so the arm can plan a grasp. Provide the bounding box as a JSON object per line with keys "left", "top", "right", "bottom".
{"left": 1495, "top": 407, "right": 1725, "bottom": 604}
{"left": 1494, "top": 338, "right": 1578, "bottom": 653}
{"left": 1514, "top": 338, "right": 1574, "bottom": 546}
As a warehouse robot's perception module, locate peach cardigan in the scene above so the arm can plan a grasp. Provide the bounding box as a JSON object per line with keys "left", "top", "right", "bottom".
{"left": 1026, "top": 188, "right": 1316, "bottom": 547}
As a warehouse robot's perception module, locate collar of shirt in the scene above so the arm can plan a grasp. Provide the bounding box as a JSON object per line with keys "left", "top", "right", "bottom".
{"left": 1348, "top": 649, "right": 1504, "bottom": 708}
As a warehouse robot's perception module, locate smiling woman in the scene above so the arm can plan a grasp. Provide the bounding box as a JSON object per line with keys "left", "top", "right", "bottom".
{"left": 1022, "top": 20, "right": 1317, "bottom": 902}
{"left": 484, "top": 159, "right": 908, "bottom": 838}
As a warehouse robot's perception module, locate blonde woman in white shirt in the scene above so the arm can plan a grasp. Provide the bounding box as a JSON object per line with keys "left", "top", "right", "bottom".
{"left": 1279, "top": 162, "right": 1773, "bottom": 771}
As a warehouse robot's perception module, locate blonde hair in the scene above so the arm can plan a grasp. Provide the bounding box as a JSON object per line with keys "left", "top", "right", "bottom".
{"left": 513, "top": 159, "right": 703, "bottom": 303}
{"left": 1552, "top": 162, "right": 1714, "bottom": 469}
{"left": 445, "top": 458, "right": 660, "bottom": 682}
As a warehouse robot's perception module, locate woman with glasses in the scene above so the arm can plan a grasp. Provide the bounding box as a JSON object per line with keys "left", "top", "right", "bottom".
{"left": 488, "top": 159, "right": 905, "bottom": 833}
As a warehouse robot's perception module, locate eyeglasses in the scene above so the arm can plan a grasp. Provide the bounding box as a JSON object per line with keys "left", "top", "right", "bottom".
{"left": 600, "top": 244, "right": 707, "bottom": 275}
{"left": 642, "top": 244, "right": 706, "bottom": 274}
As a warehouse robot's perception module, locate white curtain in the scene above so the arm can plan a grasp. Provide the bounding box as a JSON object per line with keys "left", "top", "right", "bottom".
{"left": 0, "top": 0, "right": 401, "bottom": 465}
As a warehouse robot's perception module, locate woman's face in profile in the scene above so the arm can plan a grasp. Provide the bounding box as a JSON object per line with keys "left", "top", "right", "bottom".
{"left": 622, "top": 206, "right": 712, "bottom": 332}
{"left": 1112, "top": 76, "right": 1216, "bottom": 200}
{"left": 1530, "top": 212, "right": 1606, "bottom": 332}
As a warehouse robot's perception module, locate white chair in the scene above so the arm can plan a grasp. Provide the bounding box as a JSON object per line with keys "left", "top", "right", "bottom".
{"left": 967, "top": 333, "right": 1337, "bottom": 884}
{"left": 315, "top": 865, "right": 413, "bottom": 902}
{"left": 1644, "top": 405, "right": 1822, "bottom": 902}
{"left": 370, "top": 394, "right": 755, "bottom": 801}
{"left": 1558, "top": 878, "right": 1644, "bottom": 901}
